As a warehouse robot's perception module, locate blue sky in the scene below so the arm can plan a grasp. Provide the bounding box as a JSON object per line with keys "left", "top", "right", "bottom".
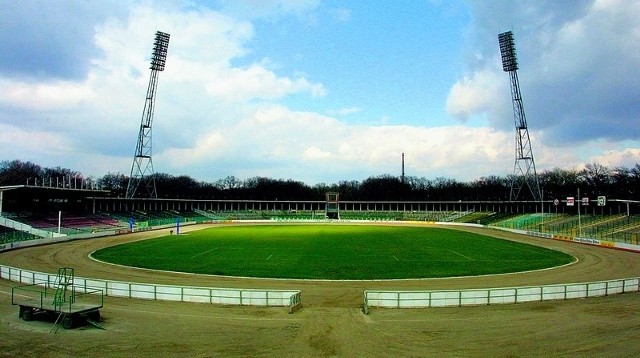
{"left": 1, "top": 0, "right": 638, "bottom": 184}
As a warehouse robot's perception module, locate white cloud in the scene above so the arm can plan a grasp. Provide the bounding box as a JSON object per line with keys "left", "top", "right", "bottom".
{"left": 0, "top": 78, "right": 94, "bottom": 110}
{"left": 587, "top": 147, "right": 640, "bottom": 169}
{"left": 161, "top": 131, "right": 227, "bottom": 166}
{"left": 0, "top": 124, "right": 70, "bottom": 157}
{"left": 445, "top": 67, "right": 506, "bottom": 123}
{"left": 326, "top": 106, "right": 362, "bottom": 116}
{"left": 302, "top": 146, "right": 331, "bottom": 161}
{"left": 204, "top": 63, "right": 326, "bottom": 101}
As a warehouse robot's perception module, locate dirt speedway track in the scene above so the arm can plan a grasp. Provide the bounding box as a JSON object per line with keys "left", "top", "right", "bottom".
{"left": 1, "top": 223, "right": 639, "bottom": 357}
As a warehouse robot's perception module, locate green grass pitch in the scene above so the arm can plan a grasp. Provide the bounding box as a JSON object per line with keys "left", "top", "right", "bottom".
{"left": 91, "top": 224, "right": 575, "bottom": 280}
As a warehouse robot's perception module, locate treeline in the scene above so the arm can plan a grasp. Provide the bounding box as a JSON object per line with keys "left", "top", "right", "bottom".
{"left": 1, "top": 159, "right": 639, "bottom": 201}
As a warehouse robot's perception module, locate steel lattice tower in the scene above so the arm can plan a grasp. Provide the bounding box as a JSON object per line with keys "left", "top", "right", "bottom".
{"left": 498, "top": 31, "right": 541, "bottom": 202}
{"left": 126, "top": 31, "right": 170, "bottom": 199}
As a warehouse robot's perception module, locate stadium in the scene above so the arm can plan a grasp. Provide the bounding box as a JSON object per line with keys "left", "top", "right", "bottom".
{"left": 1, "top": 27, "right": 639, "bottom": 357}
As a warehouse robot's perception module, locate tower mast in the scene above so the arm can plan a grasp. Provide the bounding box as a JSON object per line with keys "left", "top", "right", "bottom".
{"left": 126, "top": 31, "right": 170, "bottom": 199}
{"left": 498, "top": 31, "right": 541, "bottom": 202}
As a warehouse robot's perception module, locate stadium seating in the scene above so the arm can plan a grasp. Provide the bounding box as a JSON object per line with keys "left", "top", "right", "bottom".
{"left": 1, "top": 209, "right": 638, "bottom": 246}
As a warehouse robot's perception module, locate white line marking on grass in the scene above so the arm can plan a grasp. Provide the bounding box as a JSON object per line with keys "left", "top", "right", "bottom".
{"left": 191, "top": 247, "right": 217, "bottom": 259}
{"left": 392, "top": 255, "right": 399, "bottom": 262}
{"left": 267, "top": 254, "right": 273, "bottom": 260}
{"left": 446, "top": 249, "right": 474, "bottom": 261}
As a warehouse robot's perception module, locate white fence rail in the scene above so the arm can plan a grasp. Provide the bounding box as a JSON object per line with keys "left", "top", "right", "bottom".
{"left": 0, "top": 216, "right": 66, "bottom": 238}
{"left": 364, "top": 278, "right": 640, "bottom": 313}
{"left": 0, "top": 221, "right": 204, "bottom": 253}
{"left": 1, "top": 265, "right": 302, "bottom": 313}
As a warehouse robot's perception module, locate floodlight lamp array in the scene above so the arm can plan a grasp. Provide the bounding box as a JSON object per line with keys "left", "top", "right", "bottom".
{"left": 498, "top": 31, "right": 518, "bottom": 72}
{"left": 150, "top": 31, "right": 170, "bottom": 71}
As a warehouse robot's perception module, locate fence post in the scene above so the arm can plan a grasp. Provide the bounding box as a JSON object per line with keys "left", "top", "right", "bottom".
{"left": 363, "top": 293, "right": 369, "bottom": 315}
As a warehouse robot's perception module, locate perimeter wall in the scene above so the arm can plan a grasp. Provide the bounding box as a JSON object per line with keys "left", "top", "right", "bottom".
{"left": 364, "top": 278, "right": 640, "bottom": 313}
{"left": 0, "top": 265, "right": 302, "bottom": 313}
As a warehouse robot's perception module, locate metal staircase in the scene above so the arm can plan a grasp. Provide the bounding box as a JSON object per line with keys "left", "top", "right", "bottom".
{"left": 52, "top": 267, "right": 74, "bottom": 310}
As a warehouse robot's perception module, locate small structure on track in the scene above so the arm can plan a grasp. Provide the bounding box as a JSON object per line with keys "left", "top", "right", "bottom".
{"left": 11, "top": 267, "right": 104, "bottom": 331}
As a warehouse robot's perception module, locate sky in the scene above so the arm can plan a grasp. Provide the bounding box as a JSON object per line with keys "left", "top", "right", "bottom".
{"left": 1, "top": 0, "right": 639, "bottom": 185}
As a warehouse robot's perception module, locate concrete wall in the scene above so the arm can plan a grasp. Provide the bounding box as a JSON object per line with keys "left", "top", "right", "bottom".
{"left": 0, "top": 265, "right": 302, "bottom": 313}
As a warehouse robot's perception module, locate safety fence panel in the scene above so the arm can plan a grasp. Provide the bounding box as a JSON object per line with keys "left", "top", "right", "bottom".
{"left": 587, "top": 282, "right": 606, "bottom": 296}
{"left": 182, "top": 287, "right": 210, "bottom": 303}
{"left": 514, "top": 287, "right": 542, "bottom": 303}
{"left": 106, "top": 282, "right": 130, "bottom": 297}
{"left": 429, "top": 291, "right": 461, "bottom": 307}
{"left": 565, "top": 283, "right": 588, "bottom": 299}
{"left": 129, "top": 284, "right": 157, "bottom": 300}
{"left": 541, "top": 285, "right": 566, "bottom": 300}
{"left": 242, "top": 290, "right": 267, "bottom": 306}
{"left": 288, "top": 291, "right": 302, "bottom": 313}
{"left": 210, "top": 289, "right": 242, "bottom": 305}
{"left": 604, "top": 280, "right": 624, "bottom": 295}
{"left": 364, "top": 291, "right": 401, "bottom": 308}
{"left": 460, "top": 290, "right": 489, "bottom": 306}
{"left": 488, "top": 288, "right": 517, "bottom": 304}
{"left": 623, "top": 278, "right": 640, "bottom": 291}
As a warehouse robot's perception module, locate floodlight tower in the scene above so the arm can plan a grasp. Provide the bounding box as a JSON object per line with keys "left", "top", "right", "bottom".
{"left": 498, "top": 31, "right": 541, "bottom": 202}
{"left": 126, "top": 31, "right": 170, "bottom": 199}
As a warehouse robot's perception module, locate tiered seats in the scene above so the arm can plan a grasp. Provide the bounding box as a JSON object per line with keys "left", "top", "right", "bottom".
{"left": 0, "top": 226, "right": 39, "bottom": 244}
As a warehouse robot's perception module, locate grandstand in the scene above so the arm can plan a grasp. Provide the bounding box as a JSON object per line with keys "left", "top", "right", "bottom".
{"left": 0, "top": 226, "right": 38, "bottom": 244}
{"left": 1, "top": 184, "right": 638, "bottom": 247}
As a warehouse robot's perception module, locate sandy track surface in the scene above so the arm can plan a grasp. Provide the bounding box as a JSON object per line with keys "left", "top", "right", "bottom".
{"left": 1, "top": 223, "right": 639, "bottom": 357}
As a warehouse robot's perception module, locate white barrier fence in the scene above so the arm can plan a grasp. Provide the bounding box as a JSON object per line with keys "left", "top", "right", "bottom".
{"left": 364, "top": 278, "right": 640, "bottom": 313}
{"left": 0, "top": 221, "right": 206, "bottom": 253}
{"left": 0, "top": 216, "right": 66, "bottom": 239}
{"left": 1, "top": 265, "right": 302, "bottom": 313}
